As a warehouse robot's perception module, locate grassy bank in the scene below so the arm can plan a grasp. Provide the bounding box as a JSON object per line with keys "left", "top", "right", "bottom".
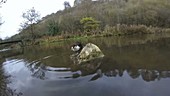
{"left": 6, "top": 24, "right": 170, "bottom": 46}
{"left": 1, "top": 24, "right": 170, "bottom": 52}
{"left": 34, "top": 24, "right": 170, "bottom": 45}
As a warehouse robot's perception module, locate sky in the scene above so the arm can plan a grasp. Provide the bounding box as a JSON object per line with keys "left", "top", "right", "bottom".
{"left": 0, "top": 0, "right": 74, "bottom": 39}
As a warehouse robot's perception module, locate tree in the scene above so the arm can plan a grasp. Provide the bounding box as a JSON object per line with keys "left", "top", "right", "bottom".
{"left": 0, "top": 0, "right": 6, "bottom": 7}
{"left": 64, "top": 1, "right": 71, "bottom": 9}
{"left": 0, "top": 0, "right": 6, "bottom": 3}
{"left": 80, "top": 17, "right": 100, "bottom": 32}
{"left": 47, "top": 20, "right": 60, "bottom": 36}
{"left": 0, "top": 16, "right": 4, "bottom": 26}
{"left": 21, "top": 7, "right": 41, "bottom": 40}
{"left": 74, "top": 0, "right": 84, "bottom": 6}
{"left": 0, "top": 0, "right": 6, "bottom": 26}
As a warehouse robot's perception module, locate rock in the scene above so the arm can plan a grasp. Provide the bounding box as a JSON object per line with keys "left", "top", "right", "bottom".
{"left": 70, "top": 43, "right": 104, "bottom": 80}
{"left": 77, "top": 43, "right": 104, "bottom": 64}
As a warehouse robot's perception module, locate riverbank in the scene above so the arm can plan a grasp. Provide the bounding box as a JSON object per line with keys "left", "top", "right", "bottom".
{"left": 35, "top": 25, "right": 170, "bottom": 45}
{"left": 3, "top": 25, "right": 170, "bottom": 47}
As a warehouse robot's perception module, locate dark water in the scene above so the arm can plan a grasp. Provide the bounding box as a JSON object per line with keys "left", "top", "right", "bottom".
{"left": 1, "top": 34, "right": 170, "bottom": 96}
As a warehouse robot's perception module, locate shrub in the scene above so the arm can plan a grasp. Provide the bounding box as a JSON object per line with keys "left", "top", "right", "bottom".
{"left": 103, "top": 24, "right": 165, "bottom": 36}
{"left": 47, "top": 20, "right": 60, "bottom": 36}
{"left": 80, "top": 17, "right": 100, "bottom": 33}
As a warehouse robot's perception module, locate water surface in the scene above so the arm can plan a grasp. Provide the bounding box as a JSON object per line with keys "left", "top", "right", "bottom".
{"left": 1, "top": 34, "right": 170, "bottom": 96}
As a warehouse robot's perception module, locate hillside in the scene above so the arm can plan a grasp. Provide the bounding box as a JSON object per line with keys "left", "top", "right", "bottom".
{"left": 11, "top": 0, "right": 170, "bottom": 41}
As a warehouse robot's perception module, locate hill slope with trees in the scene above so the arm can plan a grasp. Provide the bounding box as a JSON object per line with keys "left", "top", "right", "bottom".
{"left": 10, "top": 0, "right": 170, "bottom": 42}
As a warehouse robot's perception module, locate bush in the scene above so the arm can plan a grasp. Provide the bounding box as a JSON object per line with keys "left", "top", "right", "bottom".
{"left": 103, "top": 24, "right": 165, "bottom": 36}
{"left": 47, "top": 20, "right": 60, "bottom": 36}
{"left": 80, "top": 17, "right": 100, "bottom": 32}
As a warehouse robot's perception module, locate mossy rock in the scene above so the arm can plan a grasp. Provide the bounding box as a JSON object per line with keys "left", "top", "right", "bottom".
{"left": 77, "top": 43, "right": 104, "bottom": 64}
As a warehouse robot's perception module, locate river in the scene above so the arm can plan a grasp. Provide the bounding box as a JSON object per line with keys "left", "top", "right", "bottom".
{"left": 1, "top": 33, "right": 170, "bottom": 96}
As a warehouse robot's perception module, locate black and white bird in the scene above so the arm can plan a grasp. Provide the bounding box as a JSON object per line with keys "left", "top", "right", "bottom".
{"left": 71, "top": 42, "right": 83, "bottom": 53}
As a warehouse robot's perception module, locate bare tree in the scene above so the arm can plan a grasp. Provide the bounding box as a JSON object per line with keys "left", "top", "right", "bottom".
{"left": 0, "top": 0, "right": 6, "bottom": 26}
{"left": 21, "top": 7, "right": 41, "bottom": 40}
{"left": 74, "top": 0, "right": 83, "bottom": 6}
{"left": 0, "top": 16, "right": 4, "bottom": 26}
{"left": 0, "top": 0, "right": 6, "bottom": 7}
{"left": 0, "top": 0, "right": 6, "bottom": 3}
{"left": 64, "top": 1, "right": 71, "bottom": 9}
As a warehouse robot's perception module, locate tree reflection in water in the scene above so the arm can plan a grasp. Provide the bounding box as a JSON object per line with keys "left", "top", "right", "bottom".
{"left": 70, "top": 52, "right": 170, "bottom": 82}
{"left": 24, "top": 55, "right": 170, "bottom": 82}
{"left": 0, "top": 59, "right": 23, "bottom": 96}
{"left": 26, "top": 60, "right": 47, "bottom": 80}
{"left": 104, "top": 68, "right": 170, "bottom": 82}
{"left": 64, "top": 53, "right": 104, "bottom": 81}
{"left": 2, "top": 35, "right": 170, "bottom": 96}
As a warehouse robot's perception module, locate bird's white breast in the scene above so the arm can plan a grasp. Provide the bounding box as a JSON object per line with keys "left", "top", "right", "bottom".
{"left": 71, "top": 45, "right": 80, "bottom": 52}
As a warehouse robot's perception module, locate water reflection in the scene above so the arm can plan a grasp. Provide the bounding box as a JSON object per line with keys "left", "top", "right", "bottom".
{"left": 0, "top": 47, "right": 25, "bottom": 96}
{"left": 1, "top": 34, "right": 170, "bottom": 96}
{"left": 6, "top": 57, "right": 170, "bottom": 82}
{"left": 70, "top": 53, "right": 103, "bottom": 81}
{"left": 29, "top": 63, "right": 47, "bottom": 80}
{"left": 0, "top": 59, "right": 23, "bottom": 96}
{"left": 0, "top": 48, "right": 23, "bottom": 59}
{"left": 103, "top": 68, "right": 170, "bottom": 82}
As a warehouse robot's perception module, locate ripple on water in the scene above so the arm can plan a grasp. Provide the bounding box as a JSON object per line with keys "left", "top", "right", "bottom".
{"left": 2, "top": 36, "right": 170, "bottom": 96}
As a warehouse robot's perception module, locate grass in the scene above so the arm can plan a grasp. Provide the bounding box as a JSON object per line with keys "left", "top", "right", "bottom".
{"left": 23, "top": 24, "right": 170, "bottom": 46}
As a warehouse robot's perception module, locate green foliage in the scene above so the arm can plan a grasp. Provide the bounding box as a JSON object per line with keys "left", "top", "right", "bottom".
{"left": 80, "top": 17, "right": 100, "bottom": 32}
{"left": 47, "top": 21, "right": 60, "bottom": 36}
